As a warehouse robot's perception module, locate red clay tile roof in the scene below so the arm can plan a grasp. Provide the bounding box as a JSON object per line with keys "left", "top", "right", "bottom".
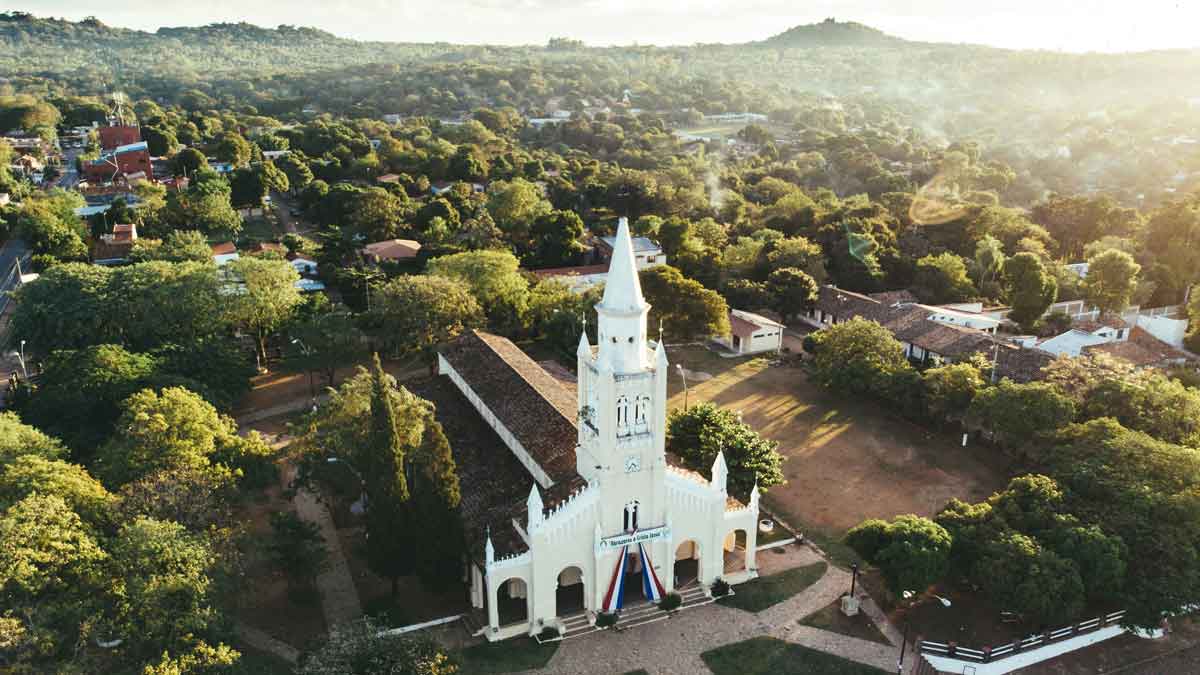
{"left": 362, "top": 239, "right": 421, "bottom": 260}
{"left": 407, "top": 377, "right": 532, "bottom": 559}
{"left": 211, "top": 241, "right": 237, "bottom": 256}
{"left": 1083, "top": 327, "right": 1192, "bottom": 367}
{"left": 1075, "top": 316, "right": 1128, "bottom": 332}
{"left": 531, "top": 264, "right": 609, "bottom": 279}
{"left": 439, "top": 330, "right": 580, "bottom": 484}
{"left": 817, "top": 286, "right": 1051, "bottom": 382}
{"left": 869, "top": 289, "right": 919, "bottom": 305}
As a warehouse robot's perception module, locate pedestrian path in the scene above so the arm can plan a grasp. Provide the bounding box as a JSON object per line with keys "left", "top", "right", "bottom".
{"left": 289, "top": 466, "right": 364, "bottom": 629}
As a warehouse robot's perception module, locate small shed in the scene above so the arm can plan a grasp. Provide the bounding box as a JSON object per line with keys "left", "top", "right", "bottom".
{"left": 717, "top": 309, "right": 785, "bottom": 355}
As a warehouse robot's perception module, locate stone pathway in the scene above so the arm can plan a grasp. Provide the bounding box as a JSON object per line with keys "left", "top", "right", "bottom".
{"left": 514, "top": 543, "right": 902, "bottom": 674}
{"left": 289, "top": 466, "right": 364, "bottom": 629}
{"left": 234, "top": 621, "right": 301, "bottom": 664}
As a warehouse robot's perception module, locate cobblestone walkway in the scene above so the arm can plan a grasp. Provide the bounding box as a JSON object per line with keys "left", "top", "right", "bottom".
{"left": 289, "top": 466, "right": 364, "bottom": 629}
{"left": 516, "top": 543, "right": 901, "bottom": 674}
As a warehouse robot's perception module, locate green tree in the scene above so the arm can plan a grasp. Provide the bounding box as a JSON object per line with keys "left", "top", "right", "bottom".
{"left": 640, "top": 265, "right": 730, "bottom": 341}
{"left": 0, "top": 494, "right": 107, "bottom": 667}
{"left": 808, "top": 318, "right": 912, "bottom": 396}
{"left": 296, "top": 618, "right": 457, "bottom": 675}
{"left": 845, "top": 515, "right": 952, "bottom": 594}
{"left": 485, "top": 178, "right": 552, "bottom": 252}
{"left": 1084, "top": 249, "right": 1141, "bottom": 317}
{"left": 213, "top": 132, "right": 251, "bottom": 167}
{"left": 427, "top": 250, "right": 529, "bottom": 333}
{"left": 224, "top": 256, "right": 303, "bottom": 367}
{"left": 97, "top": 387, "right": 232, "bottom": 487}
{"left": 106, "top": 517, "right": 220, "bottom": 659}
{"left": 171, "top": 147, "right": 209, "bottom": 177}
{"left": 295, "top": 357, "right": 462, "bottom": 596}
{"left": 170, "top": 171, "right": 242, "bottom": 236}
{"left": 968, "top": 380, "right": 1076, "bottom": 451}
{"left": 276, "top": 153, "right": 313, "bottom": 193}
{"left": 921, "top": 361, "right": 986, "bottom": 421}
{"left": 157, "top": 230, "right": 214, "bottom": 263}
{"left": 1003, "top": 252, "right": 1058, "bottom": 332}
{"left": 285, "top": 311, "right": 367, "bottom": 389}
{"left": 665, "top": 402, "right": 784, "bottom": 500}
{"left": 974, "top": 531, "right": 1085, "bottom": 626}
{"left": 8, "top": 262, "right": 112, "bottom": 351}
{"left": 363, "top": 275, "right": 484, "bottom": 358}
{"left": 529, "top": 209, "right": 586, "bottom": 267}
{"left": 267, "top": 511, "right": 328, "bottom": 596}
{"left": 141, "top": 641, "right": 241, "bottom": 675}
{"left": 913, "top": 252, "right": 975, "bottom": 304}
{"left": 766, "top": 267, "right": 818, "bottom": 321}
{"left": 766, "top": 236, "right": 827, "bottom": 283}
{"left": 0, "top": 412, "right": 68, "bottom": 466}
{"left": 0, "top": 455, "right": 116, "bottom": 527}
{"left": 20, "top": 344, "right": 159, "bottom": 454}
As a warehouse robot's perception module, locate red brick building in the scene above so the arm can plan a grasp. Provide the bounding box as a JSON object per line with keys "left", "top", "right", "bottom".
{"left": 97, "top": 125, "right": 142, "bottom": 151}
{"left": 82, "top": 142, "right": 152, "bottom": 184}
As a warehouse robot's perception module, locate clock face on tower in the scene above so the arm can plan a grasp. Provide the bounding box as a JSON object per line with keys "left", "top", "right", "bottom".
{"left": 624, "top": 454, "right": 641, "bottom": 473}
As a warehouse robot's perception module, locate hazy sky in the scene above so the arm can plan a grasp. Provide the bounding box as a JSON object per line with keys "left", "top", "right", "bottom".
{"left": 11, "top": 0, "right": 1200, "bottom": 52}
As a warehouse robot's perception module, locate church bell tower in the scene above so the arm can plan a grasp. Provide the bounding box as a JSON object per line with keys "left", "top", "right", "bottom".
{"left": 576, "top": 217, "right": 669, "bottom": 536}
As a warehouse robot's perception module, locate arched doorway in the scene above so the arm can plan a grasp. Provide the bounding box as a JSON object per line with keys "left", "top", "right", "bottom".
{"left": 556, "top": 566, "right": 585, "bottom": 615}
{"left": 497, "top": 577, "right": 529, "bottom": 625}
{"left": 723, "top": 529, "right": 750, "bottom": 575}
{"left": 674, "top": 539, "right": 701, "bottom": 588}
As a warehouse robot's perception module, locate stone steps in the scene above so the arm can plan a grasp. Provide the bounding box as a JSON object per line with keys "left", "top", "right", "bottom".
{"left": 558, "top": 584, "right": 713, "bottom": 640}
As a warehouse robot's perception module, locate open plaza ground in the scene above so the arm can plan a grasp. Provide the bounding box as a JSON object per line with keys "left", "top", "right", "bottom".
{"left": 664, "top": 346, "right": 1011, "bottom": 558}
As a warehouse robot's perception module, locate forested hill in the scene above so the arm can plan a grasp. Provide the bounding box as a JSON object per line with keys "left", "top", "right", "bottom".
{"left": 760, "top": 18, "right": 906, "bottom": 48}
{"left": 0, "top": 12, "right": 461, "bottom": 78}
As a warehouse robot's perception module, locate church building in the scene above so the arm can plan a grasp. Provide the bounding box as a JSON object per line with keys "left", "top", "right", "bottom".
{"left": 429, "top": 217, "right": 760, "bottom": 641}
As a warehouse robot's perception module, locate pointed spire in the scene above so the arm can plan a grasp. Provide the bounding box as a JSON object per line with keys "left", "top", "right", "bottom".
{"left": 485, "top": 527, "right": 495, "bottom": 565}
{"left": 750, "top": 482, "right": 760, "bottom": 508}
{"left": 577, "top": 330, "right": 592, "bottom": 358}
{"left": 599, "top": 217, "right": 646, "bottom": 313}
{"left": 655, "top": 337, "right": 668, "bottom": 365}
{"left": 711, "top": 450, "right": 728, "bottom": 493}
{"left": 526, "top": 484, "right": 544, "bottom": 531}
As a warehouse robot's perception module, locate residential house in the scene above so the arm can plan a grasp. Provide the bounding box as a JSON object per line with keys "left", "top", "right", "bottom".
{"left": 1037, "top": 317, "right": 1129, "bottom": 357}
{"left": 715, "top": 310, "right": 784, "bottom": 355}
{"left": 809, "top": 286, "right": 1054, "bottom": 382}
{"left": 596, "top": 235, "right": 665, "bottom": 270}
{"left": 1083, "top": 327, "right": 1194, "bottom": 369}
{"left": 92, "top": 223, "right": 138, "bottom": 263}
{"left": 211, "top": 241, "right": 240, "bottom": 267}
{"left": 361, "top": 239, "right": 421, "bottom": 264}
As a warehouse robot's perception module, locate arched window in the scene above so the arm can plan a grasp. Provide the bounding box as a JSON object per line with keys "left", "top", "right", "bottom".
{"left": 615, "top": 396, "right": 630, "bottom": 435}
{"left": 623, "top": 500, "right": 639, "bottom": 532}
{"left": 634, "top": 395, "right": 650, "bottom": 429}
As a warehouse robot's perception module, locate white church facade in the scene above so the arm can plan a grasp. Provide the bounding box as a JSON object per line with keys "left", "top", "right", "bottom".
{"left": 432, "top": 218, "right": 760, "bottom": 641}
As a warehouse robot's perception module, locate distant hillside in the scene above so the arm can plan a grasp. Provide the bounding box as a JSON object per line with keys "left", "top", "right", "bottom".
{"left": 760, "top": 18, "right": 905, "bottom": 48}
{"left": 0, "top": 11, "right": 452, "bottom": 78}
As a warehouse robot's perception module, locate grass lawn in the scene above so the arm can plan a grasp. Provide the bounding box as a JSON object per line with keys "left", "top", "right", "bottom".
{"left": 664, "top": 347, "right": 1010, "bottom": 564}
{"left": 718, "top": 562, "right": 827, "bottom": 613}
{"left": 800, "top": 598, "right": 892, "bottom": 645}
{"left": 455, "top": 638, "right": 559, "bottom": 675}
{"left": 702, "top": 636, "right": 888, "bottom": 675}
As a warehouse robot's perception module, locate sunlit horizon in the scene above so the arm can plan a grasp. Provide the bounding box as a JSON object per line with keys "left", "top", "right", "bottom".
{"left": 7, "top": 0, "right": 1200, "bottom": 54}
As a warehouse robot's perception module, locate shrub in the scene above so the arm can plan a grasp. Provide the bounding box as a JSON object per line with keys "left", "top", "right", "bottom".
{"left": 595, "top": 611, "right": 618, "bottom": 629}
{"left": 711, "top": 578, "right": 731, "bottom": 597}
{"left": 658, "top": 592, "right": 682, "bottom": 612}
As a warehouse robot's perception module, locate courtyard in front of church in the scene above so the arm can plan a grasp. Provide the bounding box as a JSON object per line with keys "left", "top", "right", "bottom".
{"left": 663, "top": 346, "right": 1011, "bottom": 562}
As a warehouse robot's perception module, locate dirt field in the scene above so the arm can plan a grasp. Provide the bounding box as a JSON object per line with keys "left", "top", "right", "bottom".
{"left": 664, "top": 347, "right": 1010, "bottom": 544}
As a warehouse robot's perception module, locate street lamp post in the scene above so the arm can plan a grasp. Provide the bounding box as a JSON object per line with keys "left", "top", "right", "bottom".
{"left": 676, "top": 363, "right": 689, "bottom": 411}
{"left": 899, "top": 591, "right": 952, "bottom": 674}
{"left": 291, "top": 338, "right": 316, "bottom": 405}
{"left": 17, "top": 339, "right": 27, "bottom": 379}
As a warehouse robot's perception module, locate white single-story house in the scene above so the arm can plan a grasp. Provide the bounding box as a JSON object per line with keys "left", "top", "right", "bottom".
{"left": 715, "top": 310, "right": 785, "bottom": 355}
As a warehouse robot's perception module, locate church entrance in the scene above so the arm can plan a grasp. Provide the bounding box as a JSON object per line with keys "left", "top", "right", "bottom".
{"left": 497, "top": 578, "right": 529, "bottom": 625}
{"left": 620, "top": 549, "right": 647, "bottom": 605}
{"left": 556, "top": 566, "right": 585, "bottom": 615}
{"left": 674, "top": 539, "right": 701, "bottom": 587}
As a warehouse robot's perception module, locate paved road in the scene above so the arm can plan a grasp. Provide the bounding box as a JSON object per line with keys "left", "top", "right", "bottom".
{"left": 57, "top": 148, "right": 81, "bottom": 189}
